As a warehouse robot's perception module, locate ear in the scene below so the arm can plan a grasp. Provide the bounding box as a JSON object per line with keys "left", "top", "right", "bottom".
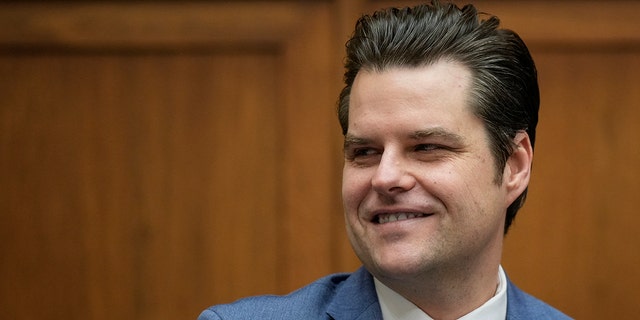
{"left": 503, "top": 131, "right": 533, "bottom": 205}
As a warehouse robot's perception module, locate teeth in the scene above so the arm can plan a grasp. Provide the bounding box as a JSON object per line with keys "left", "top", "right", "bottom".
{"left": 377, "top": 213, "right": 425, "bottom": 224}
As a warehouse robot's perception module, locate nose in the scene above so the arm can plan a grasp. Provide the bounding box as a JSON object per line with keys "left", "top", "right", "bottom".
{"left": 371, "top": 151, "right": 415, "bottom": 195}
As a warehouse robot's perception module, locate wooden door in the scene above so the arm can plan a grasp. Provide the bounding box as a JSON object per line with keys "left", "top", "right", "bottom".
{"left": 0, "top": 2, "right": 345, "bottom": 319}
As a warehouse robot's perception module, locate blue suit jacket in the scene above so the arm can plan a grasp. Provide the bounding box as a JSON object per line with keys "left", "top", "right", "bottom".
{"left": 198, "top": 267, "right": 571, "bottom": 319}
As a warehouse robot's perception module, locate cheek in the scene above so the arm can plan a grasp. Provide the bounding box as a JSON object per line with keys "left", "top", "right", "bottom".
{"left": 450, "top": 171, "right": 507, "bottom": 228}
{"left": 428, "top": 163, "right": 497, "bottom": 211}
{"left": 341, "top": 168, "right": 370, "bottom": 212}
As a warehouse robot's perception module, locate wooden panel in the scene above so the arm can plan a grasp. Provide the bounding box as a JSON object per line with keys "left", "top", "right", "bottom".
{"left": 278, "top": 1, "right": 346, "bottom": 290}
{"left": 0, "top": 2, "right": 343, "bottom": 320}
{"left": 504, "top": 51, "right": 640, "bottom": 319}
{"left": 0, "top": 45, "right": 282, "bottom": 320}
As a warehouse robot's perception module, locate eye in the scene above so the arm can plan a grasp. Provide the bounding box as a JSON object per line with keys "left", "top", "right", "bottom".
{"left": 415, "top": 144, "right": 441, "bottom": 152}
{"left": 350, "top": 147, "right": 378, "bottom": 158}
{"left": 344, "top": 146, "right": 381, "bottom": 166}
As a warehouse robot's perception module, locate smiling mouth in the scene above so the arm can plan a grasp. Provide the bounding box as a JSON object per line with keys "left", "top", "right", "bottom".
{"left": 374, "top": 212, "right": 430, "bottom": 224}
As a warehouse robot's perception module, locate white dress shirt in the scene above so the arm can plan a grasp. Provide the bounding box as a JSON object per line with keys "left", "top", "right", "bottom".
{"left": 374, "top": 266, "right": 508, "bottom": 320}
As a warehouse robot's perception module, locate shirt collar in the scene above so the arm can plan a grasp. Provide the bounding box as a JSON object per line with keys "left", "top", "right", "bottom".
{"left": 374, "top": 266, "right": 508, "bottom": 320}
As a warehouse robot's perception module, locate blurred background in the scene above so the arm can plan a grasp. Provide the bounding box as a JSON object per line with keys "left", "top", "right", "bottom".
{"left": 1, "top": 1, "right": 638, "bottom": 319}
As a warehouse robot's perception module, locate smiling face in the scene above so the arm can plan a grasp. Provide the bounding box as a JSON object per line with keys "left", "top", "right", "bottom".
{"left": 342, "top": 61, "right": 529, "bottom": 283}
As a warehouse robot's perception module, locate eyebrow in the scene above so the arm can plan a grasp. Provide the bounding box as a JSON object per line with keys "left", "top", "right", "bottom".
{"left": 343, "top": 135, "right": 370, "bottom": 149}
{"left": 343, "top": 128, "right": 466, "bottom": 149}
{"left": 410, "top": 128, "right": 466, "bottom": 144}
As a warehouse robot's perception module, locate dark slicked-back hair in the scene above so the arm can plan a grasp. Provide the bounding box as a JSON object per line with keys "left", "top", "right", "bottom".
{"left": 337, "top": 1, "right": 539, "bottom": 234}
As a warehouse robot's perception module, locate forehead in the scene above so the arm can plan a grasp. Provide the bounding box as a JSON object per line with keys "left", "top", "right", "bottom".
{"left": 348, "top": 61, "right": 476, "bottom": 132}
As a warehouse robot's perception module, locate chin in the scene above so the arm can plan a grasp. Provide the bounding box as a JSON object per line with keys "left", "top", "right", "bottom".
{"left": 367, "top": 252, "right": 431, "bottom": 280}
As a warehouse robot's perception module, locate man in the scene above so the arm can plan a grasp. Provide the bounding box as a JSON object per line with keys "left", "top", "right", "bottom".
{"left": 199, "top": 1, "right": 570, "bottom": 319}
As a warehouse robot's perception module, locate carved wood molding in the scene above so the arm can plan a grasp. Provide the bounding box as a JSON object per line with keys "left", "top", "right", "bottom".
{"left": 0, "top": 2, "right": 309, "bottom": 49}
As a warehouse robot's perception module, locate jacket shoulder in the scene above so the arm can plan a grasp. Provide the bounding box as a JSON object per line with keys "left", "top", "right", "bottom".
{"left": 197, "top": 272, "right": 352, "bottom": 320}
{"left": 506, "top": 279, "right": 572, "bottom": 319}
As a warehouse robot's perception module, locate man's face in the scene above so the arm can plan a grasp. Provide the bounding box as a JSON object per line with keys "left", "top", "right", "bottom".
{"left": 342, "top": 61, "right": 525, "bottom": 281}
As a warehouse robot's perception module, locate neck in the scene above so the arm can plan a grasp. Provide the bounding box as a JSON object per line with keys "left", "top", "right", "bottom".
{"left": 381, "top": 263, "right": 501, "bottom": 320}
{"left": 375, "top": 245, "right": 503, "bottom": 320}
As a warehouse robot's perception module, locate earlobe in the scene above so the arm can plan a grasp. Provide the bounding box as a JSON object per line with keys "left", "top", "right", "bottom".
{"left": 505, "top": 132, "right": 533, "bottom": 201}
